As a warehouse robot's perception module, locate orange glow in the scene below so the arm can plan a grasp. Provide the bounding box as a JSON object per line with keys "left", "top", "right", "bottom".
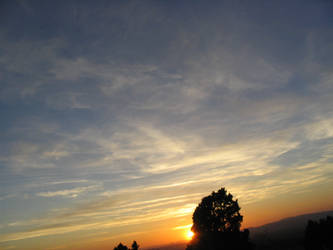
{"left": 186, "top": 230, "right": 194, "bottom": 240}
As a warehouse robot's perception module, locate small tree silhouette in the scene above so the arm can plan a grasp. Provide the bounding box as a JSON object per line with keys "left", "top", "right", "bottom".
{"left": 113, "top": 241, "right": 139, "bottom": 250}
{"left": 131, "top": 241, "right": 139, "bottom": 250}
{"left": 187, "top": 187, "right": 253, "bottom": 250}
{"left": 113, "top": 243, "right": 128, "bottom": 250}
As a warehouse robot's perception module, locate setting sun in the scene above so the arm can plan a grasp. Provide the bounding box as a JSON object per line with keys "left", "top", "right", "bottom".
{"left": 186, "top": 230, "right": 194, "bottom": 240}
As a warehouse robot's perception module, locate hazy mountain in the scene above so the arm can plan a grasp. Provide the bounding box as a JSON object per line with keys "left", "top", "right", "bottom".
{"left": 249, "top": 210, "right": 333, "bottom": 250}
{"left": 249, "top": 210, "right": 333, "bottom": 238}
{"left": 144, "top": 242, "right": 186, "bottom": 250}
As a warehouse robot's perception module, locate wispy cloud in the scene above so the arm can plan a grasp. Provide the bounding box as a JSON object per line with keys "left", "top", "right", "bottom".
{"left": 173, "top": 224, "right": 192, "bottom": 230}
{"left": 36, "top": 185, "right": 100, "bottom": 198}
{"left": 0, "top": 190, "right": 199, "bottom": 243}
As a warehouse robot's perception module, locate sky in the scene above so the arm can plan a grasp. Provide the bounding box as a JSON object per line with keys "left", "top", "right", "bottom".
{"left": 1, "top": 0, "right": 333, "bottom": 249}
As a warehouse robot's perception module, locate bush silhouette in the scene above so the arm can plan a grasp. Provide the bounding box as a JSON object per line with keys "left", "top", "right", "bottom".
{"left": 131, "top": 241, "right": 139, "bottom": 250}
{"left": 113, "top": 241, "right": 139, "bottom": 250}
{"left": 186, "top": 188, "right": 253, "bottom": 250}
{"left": 305, "top": 216, "right": 333, "bottom": 250}
{"left": 113, "top": 243, "right": 128, "bottom": 250}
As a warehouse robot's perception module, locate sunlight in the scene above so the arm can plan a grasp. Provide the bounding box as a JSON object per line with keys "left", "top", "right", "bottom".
{"left": 186, "top": 230, "right": 194, "bottom": 240}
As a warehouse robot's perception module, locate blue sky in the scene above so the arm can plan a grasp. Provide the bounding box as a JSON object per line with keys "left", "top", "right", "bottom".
{"left": 1, "top": 1, "right": 333, "bottom": 249}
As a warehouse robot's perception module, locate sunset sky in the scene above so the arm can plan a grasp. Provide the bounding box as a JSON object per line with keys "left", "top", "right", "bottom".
{"left": 1, "top": 1, "right": 333, "bottom": 249}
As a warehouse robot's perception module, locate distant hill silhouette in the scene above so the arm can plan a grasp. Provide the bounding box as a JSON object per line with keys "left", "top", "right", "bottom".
{"left": 249, "top": 210, "right": 333, "bottom": 250}
{"left": 143, "top": 242, "right": 186, "bottom": 250}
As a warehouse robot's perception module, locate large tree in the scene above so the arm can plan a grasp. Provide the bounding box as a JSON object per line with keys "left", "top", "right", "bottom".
{"left": 187, "top": 188, "right": 253, "bottom": 250}
{"left": 191, "top": 187, "right": 243, "bottom": 234}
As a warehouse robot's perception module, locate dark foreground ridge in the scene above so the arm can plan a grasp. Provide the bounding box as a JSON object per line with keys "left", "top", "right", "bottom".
{"left": 143, "top": 210, "right": 333, "bottom": 250}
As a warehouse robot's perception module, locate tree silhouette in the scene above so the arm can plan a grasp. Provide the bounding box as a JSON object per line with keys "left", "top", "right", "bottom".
{"left": 113, "top": 243, "right": 128, "bottom": 250}
{"left": 131, "top": 241, "right": 139, "bottom": 250}
{"left": 305, "top": 216, "right": 333, "bottom": 250}
{"left": 192, "top": 188, "right": 242, "bottom": 234}
{"left": 187, "top": 187, "right": 253, "bottom": 250}
{"left": 113, "top": 241, "right": 139, "bottom": 250}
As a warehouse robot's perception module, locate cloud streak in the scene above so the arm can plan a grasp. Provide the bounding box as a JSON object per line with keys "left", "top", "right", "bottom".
{"left": 36, "top": 185, "right": 100, "bottom": 198}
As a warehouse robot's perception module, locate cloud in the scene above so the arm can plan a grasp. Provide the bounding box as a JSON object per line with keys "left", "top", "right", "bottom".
{"left": 0, "top": 189, "right": 201, "bottom": 243}
{"left": 271, "top": 138, "right": 333, "bottom": 168}
{"left": 0, "top": 221, "right": 100, "bottom": 243}
{"left": 7, "top": 142, "right": 56, "bottom": 170}
{"left": 173, "top": 224, "right": 192, "bottom": 230}
{"left": 36, "top": 185, "right": 100, "bottom": 198}
{"left": 305, "top": 118, "right": 333, "bottom": 140}
{"left": 0, "top": 38, "right": 65, "bottom": 101}
{"left": 0, "top": 194, "right": 16, "bottom": 201}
